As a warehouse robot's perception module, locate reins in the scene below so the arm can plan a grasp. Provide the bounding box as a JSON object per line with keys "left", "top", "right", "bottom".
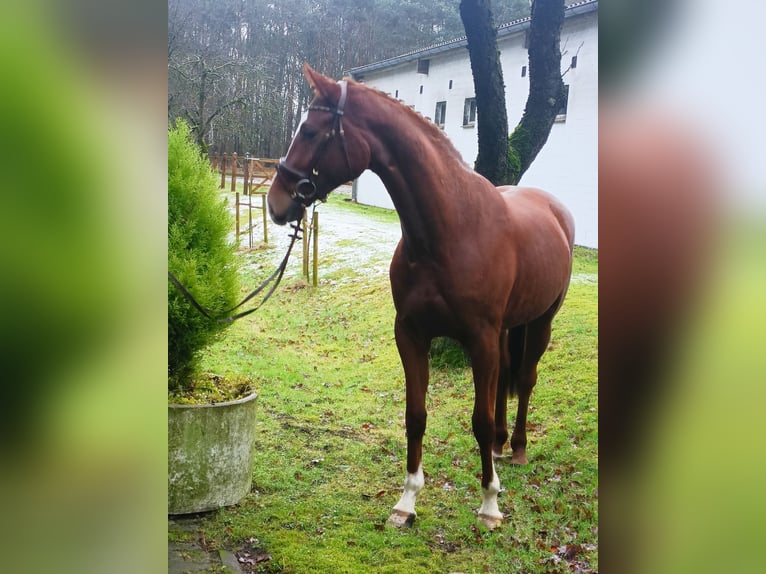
{"left": 171, "top": 81, "right": 350, "bottom": 323}
{"left": 168, "top": 215, "right": 306, "bottom": 323}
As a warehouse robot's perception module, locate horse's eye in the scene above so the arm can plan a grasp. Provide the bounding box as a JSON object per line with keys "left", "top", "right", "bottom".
{"left": 301, "top": 127, "right": 317, "bottom": 140}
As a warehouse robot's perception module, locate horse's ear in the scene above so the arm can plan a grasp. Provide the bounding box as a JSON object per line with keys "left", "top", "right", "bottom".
{"left": 303, "top": 63, "right": 337, "bottom": 100}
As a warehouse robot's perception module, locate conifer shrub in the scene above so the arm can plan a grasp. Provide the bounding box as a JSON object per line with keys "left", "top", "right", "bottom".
{"left": 168, "top": 120, "right": 239, "bottom": 393}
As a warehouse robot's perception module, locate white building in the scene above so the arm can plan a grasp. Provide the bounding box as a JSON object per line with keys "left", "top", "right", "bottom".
{"left": 346, "top": 0, "right": 598, "bottom": 248}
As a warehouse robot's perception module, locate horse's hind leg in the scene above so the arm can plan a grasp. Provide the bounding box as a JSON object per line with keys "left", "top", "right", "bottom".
{"left": 388, "top": 316, "right": 430, "bottom": 528}
{"left": 510, "top": 318, "right": 552, "bottom": 465}
{"left": 493, "top": 330, "right": 510, "bottom": 458}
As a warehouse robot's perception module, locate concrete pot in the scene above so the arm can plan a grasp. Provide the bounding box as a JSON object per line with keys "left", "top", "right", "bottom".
{"left": 168, "top": 391, "right": 258, "bottom": 514}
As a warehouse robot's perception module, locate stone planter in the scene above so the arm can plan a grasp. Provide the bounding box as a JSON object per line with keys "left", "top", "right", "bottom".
{"left": 168, "top": 391, "right": 258, "bottom": 514}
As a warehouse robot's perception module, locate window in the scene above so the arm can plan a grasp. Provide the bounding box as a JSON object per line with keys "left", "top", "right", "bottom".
{"left": 419, "top": 85, "right": 423, "bottom": 94}
{"left": 434, "top": 101, "right": 447, "bottom": 128}
{"left": 395, "top": 89, "right": 399, "bottom": 98}
{"left": 521, "top": 65, "right": 527, "bottom": 78}
{"left": 463, "top": 97, "right": 476, "bottom": 126}
{"left": 571, "top": 55, "right": 578, "bottom": 69}
{"left": 417, "top": 59, "right": 430, "bottom": 75}
{"left": 556, "top": 84, "right": 569, "bottom": 121}
{"left": 449, "top": 79, "right": 453, "bottom": 90}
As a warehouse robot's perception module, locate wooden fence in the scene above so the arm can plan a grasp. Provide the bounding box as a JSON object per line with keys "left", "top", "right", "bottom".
{"left": 209, "top": 153, "right": 279, "bottom": 195}
{"left": 210, "top": 153, "right": 279, "bottom": 247}
{"left": 210, "top": 152, "right": 319, "bottom": 286}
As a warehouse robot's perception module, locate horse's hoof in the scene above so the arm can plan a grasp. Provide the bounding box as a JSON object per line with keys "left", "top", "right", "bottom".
{"left": 386, "top": 510, "right": 416, "bottom": 528}
{"left": 478, "top": 513, "right": 503, "bottom": 530}
{"left": 510, "top": 451, "right": 528, "bottom": 465}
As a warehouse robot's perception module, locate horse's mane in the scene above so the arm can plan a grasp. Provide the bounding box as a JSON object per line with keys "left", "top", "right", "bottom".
{"left": 346, "top": 77, "right": 472, "bottom": 171}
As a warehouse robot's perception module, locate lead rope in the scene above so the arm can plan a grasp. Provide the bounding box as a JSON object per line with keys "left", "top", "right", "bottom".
{"left": 168, "top": 218, "right": 304, "bottom": 323}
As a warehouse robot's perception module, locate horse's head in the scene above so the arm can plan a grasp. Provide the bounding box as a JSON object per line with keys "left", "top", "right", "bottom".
{"left": 267, "top": 64, "right": 370, "bottom": 225}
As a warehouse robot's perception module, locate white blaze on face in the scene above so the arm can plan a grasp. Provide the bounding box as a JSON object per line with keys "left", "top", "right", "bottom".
{"left": 284, "top": 110, "right": 309, "bottom": 158}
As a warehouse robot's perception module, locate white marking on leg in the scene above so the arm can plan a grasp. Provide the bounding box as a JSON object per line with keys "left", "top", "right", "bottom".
{"left": 478, "top": 461, "right": 503, "bottom": 520}
{"left": 393, "top": 464, "right": 424, "bottom": 516}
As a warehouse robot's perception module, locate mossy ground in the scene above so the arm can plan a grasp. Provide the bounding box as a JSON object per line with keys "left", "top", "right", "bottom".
{"left": 169, "top": 196, "right": 598, "bottom": 573}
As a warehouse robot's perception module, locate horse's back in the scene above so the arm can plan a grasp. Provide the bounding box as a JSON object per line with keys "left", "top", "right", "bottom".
{"left": 497, "top": 185, "right": 574, "bottom": 250}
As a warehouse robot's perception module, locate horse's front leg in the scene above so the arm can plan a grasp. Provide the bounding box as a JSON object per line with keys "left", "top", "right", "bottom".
{"left": 470, "top": 330, "right": 503, "bottom": 530}
{"left": 387, "top": 316, "right": 430, "bottom": 528}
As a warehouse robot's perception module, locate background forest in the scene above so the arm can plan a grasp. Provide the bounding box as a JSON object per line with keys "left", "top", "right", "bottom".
{"left": 167, "top": 0, "right": 536, "bottom": 157}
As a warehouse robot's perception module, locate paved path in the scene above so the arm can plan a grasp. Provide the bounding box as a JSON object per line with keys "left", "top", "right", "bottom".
{"left": 169, "top": 516, "right": 243, "bottom": 574}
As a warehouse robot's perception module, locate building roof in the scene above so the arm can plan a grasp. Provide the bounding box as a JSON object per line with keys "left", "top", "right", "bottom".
{"left": 345, "top": 0, "right": 598, "bottom": 78}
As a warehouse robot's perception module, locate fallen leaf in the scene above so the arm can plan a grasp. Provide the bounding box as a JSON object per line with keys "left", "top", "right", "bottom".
{"left": 564, "top": 543, "right": 584, "bottom": 561}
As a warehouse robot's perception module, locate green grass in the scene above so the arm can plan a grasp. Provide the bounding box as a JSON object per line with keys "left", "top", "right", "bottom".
{"left": 172, "top": 200, "right": 598, "bottom": 573}
{"left": 323, "top": 191, "right": 402, "bottom": 225}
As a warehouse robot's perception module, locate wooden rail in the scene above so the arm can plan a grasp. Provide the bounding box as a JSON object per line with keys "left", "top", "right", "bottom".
{"left": 211, "top": 154, "right": 279, "bottom": 247}
{"left": 211, "top": 153, "right": 319, "bottom": 285}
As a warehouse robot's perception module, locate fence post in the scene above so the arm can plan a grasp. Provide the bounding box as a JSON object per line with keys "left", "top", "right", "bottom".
{"left": 244, "top": 154, "right": 250, "bottom": 195}
{"left": 220, "top": 153, "right": 227, "bottom": 189}
{"left": 248, "top": 194, "right": 253, "bottom": 248}
{"left": 312, "top": 211, "right": 318, "bottom": 287}
{"left": 235, "top": 192, "right": 240, "bottom": 247}
{"left": 302, "top": 211, "right": 309, "bottom": 281}
{"left": 261, "top": 194, "right": 268, "bottom": 244}
{"left": 230, "top": 152, "right": 238, "bottom": 192}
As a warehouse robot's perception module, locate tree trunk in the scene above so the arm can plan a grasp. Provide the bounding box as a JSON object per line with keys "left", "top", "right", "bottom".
{"left": 460, "top": 0, "right": 509, "bottom": 185}
{"left": 461, "top": 0, "right": 565, "bottom": 185}
{"left": 510, "top": 0, "right": 565, "bottom": 184}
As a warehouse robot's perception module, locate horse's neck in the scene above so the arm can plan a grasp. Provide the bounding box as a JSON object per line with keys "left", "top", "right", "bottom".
{"left": 365, "top": 109, "right": 469, "bottom": 258}
{"left": 371, "top": 157, "right": 439, "bottom": 257}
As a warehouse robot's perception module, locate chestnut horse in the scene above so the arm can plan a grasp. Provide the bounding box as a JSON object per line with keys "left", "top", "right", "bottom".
{"left": 268, "top": 64, "right": 574, "bottom": 529}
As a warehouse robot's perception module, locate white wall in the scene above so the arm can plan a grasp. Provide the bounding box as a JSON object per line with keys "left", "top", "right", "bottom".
{"left": 519, "top": 12, "right": 598, "bottom": 248}
{"left": 353, "top": 9, "right": 598, "bottom": 248}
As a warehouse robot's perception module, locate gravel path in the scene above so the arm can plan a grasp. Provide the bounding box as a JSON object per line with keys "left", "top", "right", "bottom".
{"left": 229, "top": 186, "right": 403, "bottom": 284}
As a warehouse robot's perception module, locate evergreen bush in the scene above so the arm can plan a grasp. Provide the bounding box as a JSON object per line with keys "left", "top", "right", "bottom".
{"left": 168, "top": 120, "right": 239, "bottom": 393}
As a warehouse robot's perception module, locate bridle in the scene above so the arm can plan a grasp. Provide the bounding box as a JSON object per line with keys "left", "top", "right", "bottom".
{"left": 277, "top": 80, "right": 352, "bottom": 206}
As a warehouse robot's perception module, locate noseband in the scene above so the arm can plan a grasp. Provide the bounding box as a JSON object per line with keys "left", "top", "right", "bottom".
{"left": 277, "top": 80, "right": 352, "bottom": 206}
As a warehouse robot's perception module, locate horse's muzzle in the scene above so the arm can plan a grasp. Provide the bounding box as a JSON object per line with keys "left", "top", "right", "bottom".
{"left": 269, "top": 197, "right": 305, "bottom": 225}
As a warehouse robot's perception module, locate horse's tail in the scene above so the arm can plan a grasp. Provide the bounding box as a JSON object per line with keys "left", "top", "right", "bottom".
{"left": 506, "top": 325, "right": 528, "bottom": 398}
